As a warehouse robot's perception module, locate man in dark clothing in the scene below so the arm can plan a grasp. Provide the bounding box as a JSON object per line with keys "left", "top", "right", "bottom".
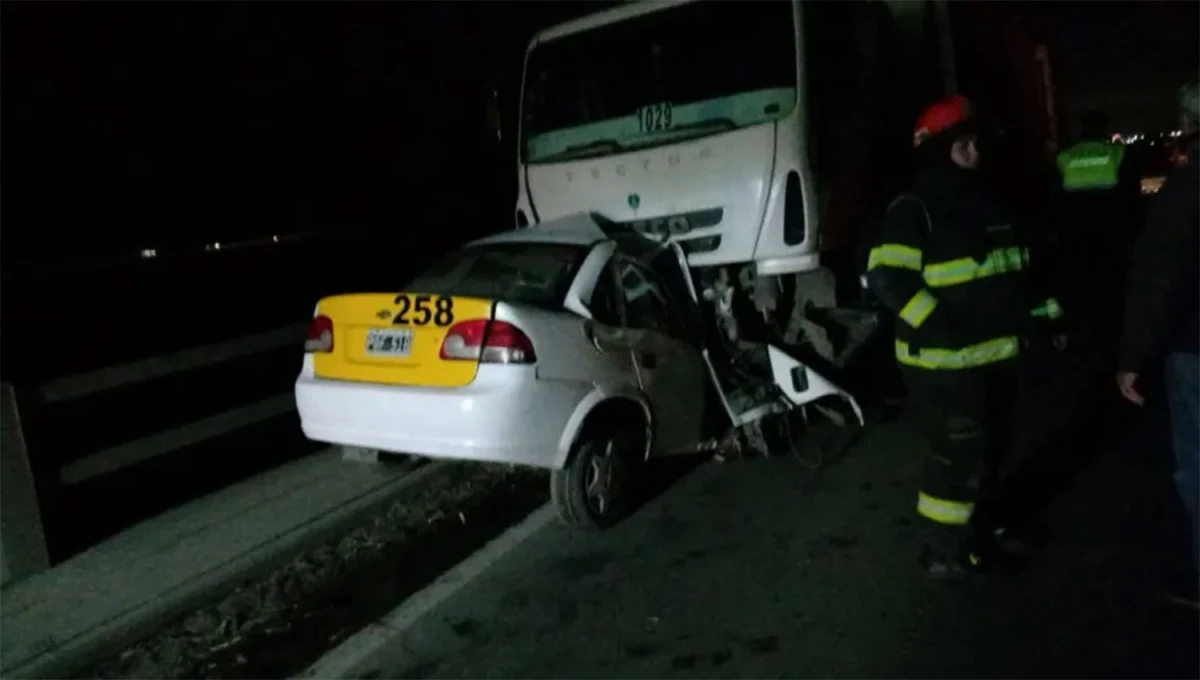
{"left": 866, "top": 95, "right": 1066, "bottom": 578}
{"left": 1117, "top": 81, "right": 1200, "bottom": 591}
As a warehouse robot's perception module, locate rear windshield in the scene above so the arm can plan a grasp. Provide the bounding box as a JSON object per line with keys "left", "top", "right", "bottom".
{"left": 406, "top": 242, "right": 588, "bottom": 309}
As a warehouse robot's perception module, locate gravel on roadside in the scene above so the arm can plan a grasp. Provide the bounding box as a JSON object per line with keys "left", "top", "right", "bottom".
{"left": 82, "top": 461, "right": 550, "bottom": 680}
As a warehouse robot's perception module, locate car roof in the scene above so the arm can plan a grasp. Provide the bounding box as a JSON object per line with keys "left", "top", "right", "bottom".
{"left": 467, "top": 212, "right": 610, "bottom": 248}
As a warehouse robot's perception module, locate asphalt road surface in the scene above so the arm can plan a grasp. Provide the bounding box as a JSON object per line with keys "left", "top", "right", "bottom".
{"left": 342, "top": 390, "right": 1197, "bottom": 679}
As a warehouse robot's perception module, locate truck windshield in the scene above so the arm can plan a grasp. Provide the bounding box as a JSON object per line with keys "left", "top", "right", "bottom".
{"left": 521, "top": 1, "right": 798, "bottom": 164}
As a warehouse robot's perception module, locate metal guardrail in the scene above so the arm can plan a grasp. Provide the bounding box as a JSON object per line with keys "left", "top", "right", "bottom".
{"left": 59, "top": 393, "right": 297, "bottom": 486}
{"left": 38, "top": 325, "right": 306, "bottom": 405}
{"left": 40, "top": 325, "right": 307, "bottom": 487}
{"left": 2, "top": 321, "right": 309, "bottom": 587}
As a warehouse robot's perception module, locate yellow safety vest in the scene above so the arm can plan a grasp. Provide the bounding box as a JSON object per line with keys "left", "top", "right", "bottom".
{"left": 1057, "top": 141, "right": 1125, "bottom": 191}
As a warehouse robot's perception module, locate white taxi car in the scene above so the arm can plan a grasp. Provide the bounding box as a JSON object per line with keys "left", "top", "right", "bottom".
{"left": 296, "top": 213, "right": 715, "bottom": 528}
{"left": 296, "top": 212, "right": 859, "bottom": 529}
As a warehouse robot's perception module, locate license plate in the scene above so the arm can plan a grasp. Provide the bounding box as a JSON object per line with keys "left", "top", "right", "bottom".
{"left": 365, "top": 328, "right": 413, "bottom": 357}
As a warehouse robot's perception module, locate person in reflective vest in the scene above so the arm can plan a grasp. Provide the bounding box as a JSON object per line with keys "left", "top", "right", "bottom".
{"left": 1054, "top": 111, "right": 1142, "bottom": 278}
{"left": 866, "top": 95, "right": 1067, "bottom": 578}
{"left": 1058, "top": 111, "right": 1128, "bottom": 192}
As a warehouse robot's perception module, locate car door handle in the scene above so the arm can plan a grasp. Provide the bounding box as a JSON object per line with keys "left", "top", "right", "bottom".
{"left": 639, "top": 352, "right": 657, "bottom": 369}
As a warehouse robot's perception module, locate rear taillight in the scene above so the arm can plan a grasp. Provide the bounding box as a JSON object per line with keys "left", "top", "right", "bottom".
{"left": 439, "top": 319, "right": 536, "bottom": 364}
{"left": 305, "top": 315, "right": 334, "bottom": 353}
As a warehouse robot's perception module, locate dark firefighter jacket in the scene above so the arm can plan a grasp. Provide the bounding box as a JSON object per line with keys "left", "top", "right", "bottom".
{"left": 1118, "top": 137, "right": 1200, "bottom": 373}
{"left": 865, "top": 164, "right": 1062, "bottom": 372}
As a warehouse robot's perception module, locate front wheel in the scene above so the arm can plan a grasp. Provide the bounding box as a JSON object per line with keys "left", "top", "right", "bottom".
{"left": 550, "top": 431, "right": 641, "bottom": 530}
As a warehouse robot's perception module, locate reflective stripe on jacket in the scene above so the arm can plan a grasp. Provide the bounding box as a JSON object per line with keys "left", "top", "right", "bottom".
{"left": 865, "top": 166, "right": 1062, "bottom": 372}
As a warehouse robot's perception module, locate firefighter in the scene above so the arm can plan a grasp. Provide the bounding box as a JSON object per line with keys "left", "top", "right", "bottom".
{"left": 865, "top": 95, "right": 1066, "bottom": 578}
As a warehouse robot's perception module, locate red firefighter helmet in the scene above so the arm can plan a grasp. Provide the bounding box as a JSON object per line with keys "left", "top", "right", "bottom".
{"left": 913, "top": 94, "right": 974, "bottom": 148}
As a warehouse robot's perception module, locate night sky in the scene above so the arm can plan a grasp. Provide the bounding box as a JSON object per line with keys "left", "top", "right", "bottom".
{"left": 0, "top": 2, "right": 603, "bottom": 268}
{"left": 1041, "top": 0, "right": 1199, "bottom": 134}
{"left": 1, "top": 1, "right": 1195, "bottom": 269}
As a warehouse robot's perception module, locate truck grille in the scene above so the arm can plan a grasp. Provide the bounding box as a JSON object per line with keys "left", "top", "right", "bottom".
{"left": 615, "top": 207, "right": 724, "bottom": 239}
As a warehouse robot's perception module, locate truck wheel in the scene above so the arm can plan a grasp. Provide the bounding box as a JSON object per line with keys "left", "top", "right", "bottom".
{"left": 743, "top": 408, "right": 808, "bottom": 460}
{"left": 738, "top": 419, "right": 771, "bottom": 458}
{"left": 551, "top": 430, "right": 641, "bottom": 530}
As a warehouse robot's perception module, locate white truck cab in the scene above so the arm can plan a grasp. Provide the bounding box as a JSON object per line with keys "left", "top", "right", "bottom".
{"left": 515, "top": 0, "right": 819, "bottom": 277}
{"left": 513, "top": 0, "right": 898, "bottom": 375}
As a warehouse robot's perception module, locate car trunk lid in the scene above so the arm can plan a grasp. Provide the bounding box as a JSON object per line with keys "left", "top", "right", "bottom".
{"left": 312, "top": 293, "right": 495, "bottom": 388}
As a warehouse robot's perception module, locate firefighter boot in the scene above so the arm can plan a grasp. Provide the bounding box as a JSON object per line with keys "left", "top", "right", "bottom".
{"left": 919, "top": 522, "right": 973, "bottom": 579}
{"left": 920, "top": 523, "right": 1027, "bottom": 579}
{"left": 974, "top": 496, "right": 1051, "bottom": 556}
{"left": 990, "top": 522, "right": 1051, "bottom": 555}
{"left": 972, "top": 502, "right": 1051, "bottom": 556}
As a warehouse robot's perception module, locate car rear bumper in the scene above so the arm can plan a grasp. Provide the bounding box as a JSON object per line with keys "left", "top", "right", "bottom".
{"left": 295, "top": 365, "right": 589, "bottom": 469}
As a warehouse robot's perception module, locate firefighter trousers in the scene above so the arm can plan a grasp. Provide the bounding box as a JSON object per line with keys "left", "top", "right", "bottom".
{"left": 902, "top": 362, "right": 1021, "bottom": 542}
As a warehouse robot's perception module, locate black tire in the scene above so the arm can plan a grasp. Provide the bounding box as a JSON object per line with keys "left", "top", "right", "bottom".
{"left": 740, "top": 407, "right": 813, "bottom": 462}
{"left": 550, "top": 428, "right": 642, "bottom": 531}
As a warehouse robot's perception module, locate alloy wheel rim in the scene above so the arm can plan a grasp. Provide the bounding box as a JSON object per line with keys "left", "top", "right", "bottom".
{"left": 585, "top": 439, "right": 623, "bottom": 516}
